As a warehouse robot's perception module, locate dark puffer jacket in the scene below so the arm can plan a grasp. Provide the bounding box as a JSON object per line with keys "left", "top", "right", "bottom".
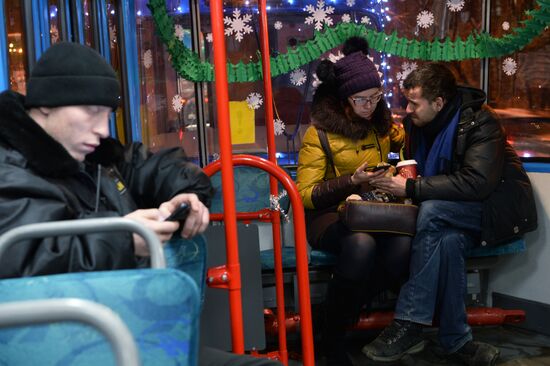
{"left": 405, "top": 86, "right": 537, "bottom": 246}
{"left": 0, "top": 91, "right": 214, "bottom": 278}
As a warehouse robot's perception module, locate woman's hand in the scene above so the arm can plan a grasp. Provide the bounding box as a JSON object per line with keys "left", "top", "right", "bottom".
{"left": 351, "top": 161, "right": 386, "bottom": 185}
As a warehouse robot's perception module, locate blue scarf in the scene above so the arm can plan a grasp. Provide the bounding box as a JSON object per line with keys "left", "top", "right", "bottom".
{"left": 411, "top": 107, "right": 461, "bottom": 177}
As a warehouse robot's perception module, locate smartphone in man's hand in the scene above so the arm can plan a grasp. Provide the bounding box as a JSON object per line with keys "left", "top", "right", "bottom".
{"left": 164, "top": 203, "right": 190, "bottom": 222}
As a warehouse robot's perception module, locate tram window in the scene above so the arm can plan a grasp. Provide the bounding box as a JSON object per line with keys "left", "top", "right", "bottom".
{"left": 487, "top": 0, "right": 550, "bottom": 159}
{"left": 48, "top": 1, "right": 62, "bottom": 44}
{"left": 82, "top": 0, "right": 95, "bottom": 48}
{"left": 5, "top": 0, "right": 28, "bottom": 94}
{"left": 133, "top": 2, "right": 202, "bottom": 162}
{"left": 131, "top": 0, "right": 547, "bottom": 162}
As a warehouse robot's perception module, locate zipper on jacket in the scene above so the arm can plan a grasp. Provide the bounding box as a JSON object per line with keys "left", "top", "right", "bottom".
{"left": 374, "top": 134, "right": 384, "bottom": 161}
{"left": 94, "top": 164, "right": 102, "bottom": 212}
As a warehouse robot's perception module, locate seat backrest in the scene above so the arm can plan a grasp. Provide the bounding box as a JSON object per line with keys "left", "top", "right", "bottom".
{"left": 0, "top": 268, "right": 200, "bottom": 366}
{"left": 209, "top": 165, "right": 290, "bottom": 214}
{"left": 0, "top": 298, "right": 139, "bottom": 366}
{"left": 0, "top": 219, "right": 201, "bottom": 366}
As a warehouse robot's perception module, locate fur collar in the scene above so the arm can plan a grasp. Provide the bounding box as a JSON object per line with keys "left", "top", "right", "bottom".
{"left": 0, "top": 91, "right": 81, "bottom": 177}
{"left": 310, "top": 83, "right": 372, "bottom": 140}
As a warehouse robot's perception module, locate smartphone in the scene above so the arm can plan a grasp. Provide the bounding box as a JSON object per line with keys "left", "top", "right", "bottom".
{"left": 164, "top": 203, "right": 190, "bottom": 222}
{"left": 365, "top": 165, "right": 391, "bottom": 172}
{"left": 371, "top": 164, "right": 391, "bottom": 172}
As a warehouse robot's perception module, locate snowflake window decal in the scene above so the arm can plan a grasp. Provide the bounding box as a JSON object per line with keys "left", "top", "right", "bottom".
{"left": 172, "top": 95, "right": 184, "bottom": 113}
{"left": 396, "top": 61, "right": 418, "bottom": 88}
{"left": 143, "top": 50, "right": 153, "bottom": 69}
{"left": 246, "top": 92, "right": 263, "bottom": 110}
{"left": 224, "top": 9, "right": 253, "bottom": 42}
{"left": 174, "top": 24, "right": 186, "bottom": 41}
{"left": 446, "top": 0, "right": 465, "bottom": 12}
{"left": 502, "top": 21, "right": 510, "bottom": 31}
{"left": 360, "top": 16, "right": 371, "bottom": 25}
{"left": 304, "top": 0, "right": 334, "bottom": 31}
{"left": 274, "top": 119, "right": 286, "bottom": 136}
{"left": 206, "top": 33, "right": 213, "bottom": 43}
{"left": 274, "top": 21, "right": 283, "bottom": 30}
{"left": 502, "top": 58, "right": 517, "bottom": 76}
{"left": 346, "top": 0, "right": 355, "bottom": 7}
{"left": 417, "top": 10, "right": 435, "bottom": 29}
{"left": 341, "top": 14, "right": 351, "bottom": 23}
{"left": 290, "top": 69, "right": 307, "bottom": 86}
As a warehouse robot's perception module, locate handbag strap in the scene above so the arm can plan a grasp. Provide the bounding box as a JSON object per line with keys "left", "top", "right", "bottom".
{"left": 317, "top": 128, "right": 337, "bottom": 177}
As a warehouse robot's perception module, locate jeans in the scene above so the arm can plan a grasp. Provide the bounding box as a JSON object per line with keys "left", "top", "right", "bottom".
{"left": 394, "top": 200, "right": 482, "bottom": 353}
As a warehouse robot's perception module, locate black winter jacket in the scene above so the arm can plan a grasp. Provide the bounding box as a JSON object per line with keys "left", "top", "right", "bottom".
{"left": 0, "top": 91, "right": 214, "bottom": 278}
{"left": 405, "top": 87, "right": 537, "bottom": 246}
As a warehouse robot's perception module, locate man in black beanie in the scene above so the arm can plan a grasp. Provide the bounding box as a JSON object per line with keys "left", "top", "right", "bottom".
{"left": 0, "top": 41, "right": 213, "bottom": 275}
{"left": 0, "top": 42, "right": 281, "bottom": 366}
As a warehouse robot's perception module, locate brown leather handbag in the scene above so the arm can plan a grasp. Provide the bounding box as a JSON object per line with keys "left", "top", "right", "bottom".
{"left": 316, "top": 128, "right": 419, "bottom": 236}
{"left": 338, "top": 200, "right": 418, "bottom": 236}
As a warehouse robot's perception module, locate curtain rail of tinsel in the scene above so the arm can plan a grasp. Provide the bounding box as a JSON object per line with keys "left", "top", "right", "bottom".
{"left": 147, "top": 0, "right": 550, "bottom": 83}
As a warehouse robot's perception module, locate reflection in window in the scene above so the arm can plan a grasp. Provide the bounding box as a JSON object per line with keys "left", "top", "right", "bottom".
{"left": 82, "top": 0, "right": 94, "bottom": 47}
{"left": 48, "top": 1, "right": 61, "bottom": 44}
{"left": 488, "top": 0, "right": 550, "bottom": 158}
{"left": 5, "top": 0, "right": 27, "bottom": 94}
{"left": 106, "top": 0, "right": 126, "bottom": 143}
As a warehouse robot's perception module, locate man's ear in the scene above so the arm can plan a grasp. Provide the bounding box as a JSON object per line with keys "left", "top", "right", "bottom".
{"left": 433, "top": 97, "right": 444, "bottom": 112}
{"left": 38, "top": 107, "right": 52, "bottom": 116}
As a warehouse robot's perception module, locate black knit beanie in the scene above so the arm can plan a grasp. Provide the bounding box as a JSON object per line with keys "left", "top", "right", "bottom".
{"left": 25, "top": 42, "right": 120, "bottom": 110}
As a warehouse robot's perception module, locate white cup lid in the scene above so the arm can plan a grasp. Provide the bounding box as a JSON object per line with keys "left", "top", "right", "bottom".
{"left": 396, "top": 159, "right": 418, "bottom": 168}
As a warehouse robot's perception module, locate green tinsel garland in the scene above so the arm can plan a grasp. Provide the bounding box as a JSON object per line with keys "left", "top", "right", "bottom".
{"left": 147, "top": 0, "right": 550, "bottom": 83}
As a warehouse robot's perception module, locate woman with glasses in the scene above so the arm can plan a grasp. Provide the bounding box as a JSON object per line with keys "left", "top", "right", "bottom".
{"left": 296, "top": 37, "right": 411, "bottom": 366}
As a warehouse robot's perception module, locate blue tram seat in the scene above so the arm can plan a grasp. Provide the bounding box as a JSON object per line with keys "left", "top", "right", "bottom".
{"left": 0, "top": 219, "right": 202, "bottom": 366}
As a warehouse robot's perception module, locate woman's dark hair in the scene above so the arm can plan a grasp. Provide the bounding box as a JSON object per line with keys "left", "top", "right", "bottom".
{"left": 343, "top": 96, "right": 393, "bottom": 136}
{"left": 403, "top": 63, "right": 457, "bottom": 102}
{"left": 315, "top": 59, "right": 337, "bottom": 85}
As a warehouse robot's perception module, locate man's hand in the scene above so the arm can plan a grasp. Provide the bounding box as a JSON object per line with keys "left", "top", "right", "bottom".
{"left": 369, "top": 174, "right": 408, "bottom": 197}
{"left": 124, "top": 209, "right": 179, "bottom": 257}
{"left": 159, "top": 193, "right": 209, "bottom": 239}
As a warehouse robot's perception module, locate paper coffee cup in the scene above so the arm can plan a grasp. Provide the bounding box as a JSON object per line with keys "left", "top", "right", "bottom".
{"left": 396, "top": 160, "right": 418, "bottom": 178}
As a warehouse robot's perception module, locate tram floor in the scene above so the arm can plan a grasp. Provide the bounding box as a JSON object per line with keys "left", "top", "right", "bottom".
{"left": 285, "top": 325, "right": 550, "bottom": 365}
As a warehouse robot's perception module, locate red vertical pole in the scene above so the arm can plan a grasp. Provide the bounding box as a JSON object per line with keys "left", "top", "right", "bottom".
{"left": 256, "top": 0, "right": 288, "bottom": 365}
{"left": 209, "top": 0, "right": 245, "bottom": 353}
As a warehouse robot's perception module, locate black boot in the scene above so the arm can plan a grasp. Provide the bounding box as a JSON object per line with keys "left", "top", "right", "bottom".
{"left": 321, "top": 273, "right": 365, "bottom": 366}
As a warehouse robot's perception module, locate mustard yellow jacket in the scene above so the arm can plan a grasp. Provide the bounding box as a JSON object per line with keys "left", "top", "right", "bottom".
{"left": 297, "top": 124, "right": 404, "bottom": 209}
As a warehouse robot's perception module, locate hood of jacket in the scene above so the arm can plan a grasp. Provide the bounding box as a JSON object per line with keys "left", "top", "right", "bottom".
{"left": 458, "top": 85, "right": 486, "bottom": 113}
{"left": 310, "top": 83, "right": 372, "bottom": 140}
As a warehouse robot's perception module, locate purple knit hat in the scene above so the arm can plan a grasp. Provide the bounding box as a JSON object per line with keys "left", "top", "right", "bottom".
{"left": 334, "top": 51, "right": 381, "bottom": 99}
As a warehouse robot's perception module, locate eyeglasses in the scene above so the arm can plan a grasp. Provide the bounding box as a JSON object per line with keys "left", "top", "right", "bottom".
{"left": 350, "top": 93, "right": 383, "bottom": 107}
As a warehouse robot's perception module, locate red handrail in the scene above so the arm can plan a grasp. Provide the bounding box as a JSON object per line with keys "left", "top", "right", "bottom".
{"left": 257, "top": 0, "right": 289, "bottom": 364}
{"left": 209, "top": 0, "right": 245, "bottom": 353}
{"left": 203, "top": 155, "right": 315, "bottom": 366}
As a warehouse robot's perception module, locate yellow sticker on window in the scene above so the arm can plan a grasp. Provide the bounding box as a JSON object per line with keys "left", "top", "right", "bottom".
{"left": 229, "top": 101, "right": 255, "bottom": 145}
